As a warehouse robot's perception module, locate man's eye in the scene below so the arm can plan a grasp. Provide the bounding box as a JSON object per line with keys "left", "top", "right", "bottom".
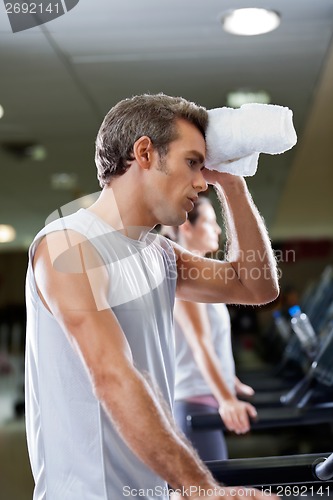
{"left": 188, "top": 159, "right": 196, "bottom": 167}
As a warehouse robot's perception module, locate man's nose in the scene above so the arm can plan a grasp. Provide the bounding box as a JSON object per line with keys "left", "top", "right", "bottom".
{"left": 193, "top": 171, "right": 208, "bottom": 192}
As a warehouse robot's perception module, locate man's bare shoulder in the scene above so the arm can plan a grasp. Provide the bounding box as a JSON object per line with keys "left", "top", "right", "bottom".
{"left": 33, "top": 228, "right": 105, "bottom": 274}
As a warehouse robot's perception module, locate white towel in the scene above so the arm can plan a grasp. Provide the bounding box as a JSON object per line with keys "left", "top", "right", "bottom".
{"left": 205, "top": 103, "right": 297, "bottom": 176}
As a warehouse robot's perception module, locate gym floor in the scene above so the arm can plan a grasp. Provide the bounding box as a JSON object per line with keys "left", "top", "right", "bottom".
{"left": 0, "top": 355, "right": 34, "bottom": 499}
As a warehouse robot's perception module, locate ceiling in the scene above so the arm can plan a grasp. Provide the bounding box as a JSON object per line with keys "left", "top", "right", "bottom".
{"left": 0, "top": 0, "right": 333, "bottom": 251}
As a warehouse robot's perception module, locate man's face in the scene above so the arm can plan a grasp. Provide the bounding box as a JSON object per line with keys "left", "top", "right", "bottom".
{"left": 145, "top": 118, "right": 207, "bottom": 226}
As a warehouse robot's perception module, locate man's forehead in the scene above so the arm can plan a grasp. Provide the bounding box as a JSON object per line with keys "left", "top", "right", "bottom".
{"left": 174, "top": 119, "right": 206, "bottom": 156}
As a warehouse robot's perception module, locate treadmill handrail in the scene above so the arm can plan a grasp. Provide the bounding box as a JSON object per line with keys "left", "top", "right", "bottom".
{"left": 187, "top": 403, "right": 333, "bottom": 431}
{"left": 206, "top": 452, "right": 332, "bottom": 486}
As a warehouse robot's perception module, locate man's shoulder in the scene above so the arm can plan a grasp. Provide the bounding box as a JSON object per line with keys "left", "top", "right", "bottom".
{"left": 33, "top": 209, "right": 87, "bottom": 240}
{"left": 29, "top": 210, "right": 93, "bottom": 263}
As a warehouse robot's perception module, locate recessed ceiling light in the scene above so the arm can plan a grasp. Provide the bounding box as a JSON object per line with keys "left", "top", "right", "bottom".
{"left": 227, "top": 90, "right": 271, "bottom": 108}
{"left": 51, "top": 173, "right": 78, "bottom": 190}
{"left": 221, "top": 8, "right": 280, "bottom": 36}
{"left": 0, "top": 224, "right": 16, "bottom": 243}
{"left": 25, "top": 144, "right": 47, "bottom": 161}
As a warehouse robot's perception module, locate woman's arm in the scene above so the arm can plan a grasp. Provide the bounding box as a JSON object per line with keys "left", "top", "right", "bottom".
{"left": 175, "top": 300, "right": 257, "bottom": 434}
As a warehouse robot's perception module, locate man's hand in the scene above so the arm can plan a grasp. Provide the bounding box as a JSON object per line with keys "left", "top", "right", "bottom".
{"left": 202, "top": 168, "right": 244, "bottom": 187}
{"left": 218, "top": 398, "right": 257, "bottom": 434}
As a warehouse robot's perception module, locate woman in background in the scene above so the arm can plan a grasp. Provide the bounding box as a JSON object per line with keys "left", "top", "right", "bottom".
{"left": 163, "top": 196, "right": 257, "bottom": 461}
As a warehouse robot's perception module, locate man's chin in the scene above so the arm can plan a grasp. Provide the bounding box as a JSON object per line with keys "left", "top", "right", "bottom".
{"left": 163, "top": 212, "right": 187, "bottom": 228}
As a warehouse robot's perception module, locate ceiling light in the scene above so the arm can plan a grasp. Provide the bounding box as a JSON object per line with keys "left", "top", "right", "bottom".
{"left": 51, "top": 173, "right": 78, "bottom": 190}
{"left": 221, "top": 8, "right": 280, "bottom": 36}
{"left": 0, "top": 224, "right": 16, "bottom": 243}
{"left": 25, "top": 144, "right": 47, "bottom": 161}
{"left": 227, "top": 90, "right": 271, "bottom": 108}
{"left": 0, "top": 105, "right": 4, "bottom": 119}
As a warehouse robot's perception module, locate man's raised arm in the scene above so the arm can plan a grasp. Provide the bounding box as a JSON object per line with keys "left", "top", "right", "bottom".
{"left": 175, "top": 171, "right": 279, "bottom": 305}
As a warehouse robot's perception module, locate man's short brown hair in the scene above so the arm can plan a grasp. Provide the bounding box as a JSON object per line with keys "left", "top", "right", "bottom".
{"left": 95, "top": 93, "right": 208, "bottom": 187}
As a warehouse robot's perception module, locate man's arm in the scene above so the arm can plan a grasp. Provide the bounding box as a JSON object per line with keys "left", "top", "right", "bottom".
{"left": 33, "top": 229, "right": 277, "bottom": 499}
{"left": 175, "top": 300, "right": 257, "bottom": 434}
{"left": 175, "top": 172, "right": 279, "bottom": 305}
{"left": 33, "top": 230, "right": 218, "bottom": 495}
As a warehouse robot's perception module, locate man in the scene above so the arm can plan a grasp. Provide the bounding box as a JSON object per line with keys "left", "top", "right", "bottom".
{"left": 25, "top": 94, "right": 279, "bottom": 499}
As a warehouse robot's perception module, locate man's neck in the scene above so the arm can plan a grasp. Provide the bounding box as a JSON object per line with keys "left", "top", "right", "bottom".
{"left": 87, "top": 179, "right": 153, "bottom": 241}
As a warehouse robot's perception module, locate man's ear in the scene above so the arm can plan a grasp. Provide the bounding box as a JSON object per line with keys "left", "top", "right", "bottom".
{"left": 133, "top": 136, "right": 154, "bottom": 170}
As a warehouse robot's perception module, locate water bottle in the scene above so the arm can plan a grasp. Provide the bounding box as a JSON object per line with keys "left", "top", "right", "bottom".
{"left": 288, "top": 305, "right": 318, "bottom": 359}
{"left": 273, "top": 311, "right": 291, "bottom": 341}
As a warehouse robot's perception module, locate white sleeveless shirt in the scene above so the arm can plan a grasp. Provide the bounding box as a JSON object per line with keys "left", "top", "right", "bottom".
{"left": 174, "top": 303, "right": 236, "bottom": 400}
{"left": 25, "top": 209, "right": 177, "bottom": 500}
